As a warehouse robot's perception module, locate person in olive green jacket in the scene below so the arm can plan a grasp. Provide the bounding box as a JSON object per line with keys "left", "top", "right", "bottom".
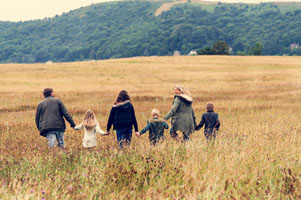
{"left": 35, "top": 88, "right": 76, "bottom": 149}
{"left": 137, "top": 109, "right": 169, "bottom": 145}
{"left": 164, "top": 85, "right": 196, "bottom": 141}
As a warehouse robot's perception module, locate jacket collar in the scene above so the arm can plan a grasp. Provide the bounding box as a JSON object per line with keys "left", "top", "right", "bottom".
{"left": 175, "top": 94, "right": 193, "bottom": 103}
{"left": 113, "top": 100, "right": 130, "bottom": 107}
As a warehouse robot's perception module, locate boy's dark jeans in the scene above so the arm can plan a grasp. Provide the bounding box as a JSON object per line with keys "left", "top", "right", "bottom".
{"left": 204, "top": 128, "right": 218, "bottom": 140}
{"left": 116, "top": 128, "right": 132, "bottom": 149}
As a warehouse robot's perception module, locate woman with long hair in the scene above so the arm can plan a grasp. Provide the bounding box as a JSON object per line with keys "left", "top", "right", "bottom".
{"left": 106, "top": 90, "right": 139, "bottom": 148}
{"left": 164, "top": 85, "right": 196, "bottom": 141}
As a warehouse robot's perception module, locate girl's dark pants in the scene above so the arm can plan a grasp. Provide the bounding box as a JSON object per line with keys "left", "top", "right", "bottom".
{"left": 116, "top": 128, "right": 132, "bottom": 148}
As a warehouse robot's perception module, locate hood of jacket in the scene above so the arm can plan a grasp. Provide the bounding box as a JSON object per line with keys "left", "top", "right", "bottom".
{"left": 113, "top": 100, "right": 131, "bottom": 109}
{"left": 175, "top": 94, "right": 193, "bottom": 104}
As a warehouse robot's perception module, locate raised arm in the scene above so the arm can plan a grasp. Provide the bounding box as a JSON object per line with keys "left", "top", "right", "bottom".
{"left": 106, "top": 108, "right": 115, "bottom": 132}
{"left": 95, "top": 122, "right": 106, "bottom": 135}
{"left": 195, "top": 114, "right": 205, "bottom": 130}
{"left": 192, "top": 108, "right": 197, "bottom": 127}
{"left": 35, "top": 104, "right": 42, "bottom": 130}
{"left": 130, "top": 104, "right": 138, "bottom": 132}
{"left": 74, "top": 123, "right": 83, "bottom": 130}
{"left": 214, "top": 113, "right": 220, "bottom": 130}
{"left": 58, "top": 100, "right": 76, "bottom": 128}
{"left": 163, "top": 121, "right": 169, "bottom": 129}
{"left": 139, "top": 122, "right": 150, "bottom": 135}
{"left": 164, "top": 97, "right": 181, "bottom": 121}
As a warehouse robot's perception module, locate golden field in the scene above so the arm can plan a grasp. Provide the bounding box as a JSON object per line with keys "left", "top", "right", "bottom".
{"left": 0, "top": 56, "right": 300, "bottom": 199}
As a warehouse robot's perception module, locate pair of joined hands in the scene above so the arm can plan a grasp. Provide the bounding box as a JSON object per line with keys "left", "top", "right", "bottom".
{"left": 104, "top": 131, "right": 140, "bottom": 137}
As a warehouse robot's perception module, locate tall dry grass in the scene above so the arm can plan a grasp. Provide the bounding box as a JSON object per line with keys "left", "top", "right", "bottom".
{"left": 0, "top": 56, "right": 300, "bottom": 199}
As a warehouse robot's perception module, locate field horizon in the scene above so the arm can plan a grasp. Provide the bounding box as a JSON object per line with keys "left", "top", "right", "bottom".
{"left": 0, "top": 56, "right": 300, "bottom": 199}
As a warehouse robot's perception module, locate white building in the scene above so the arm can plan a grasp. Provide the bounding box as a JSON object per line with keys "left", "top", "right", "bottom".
{"left": 188, "top": 50, "right": 197, "bottom": 56}
{"left": 290, "top": 42, "right": 299, "bottom": 51}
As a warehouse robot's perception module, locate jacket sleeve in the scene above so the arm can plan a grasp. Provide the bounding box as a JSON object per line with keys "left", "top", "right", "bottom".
{"left": 58, "top": 100, "right": 76, "bottom": 128}
{"left": 74, "top": 123, "right": 83, "bottom": 130}
{"left": 106, "top": 108, "right": 115, "bottom": 131}
{"left": 164, "top": 97, "right": 181, "bottom": 121}
{"left": 192, "top": 109, "right": 197, "bottom": 127}
{"left": 214, "top": 113, "right": 220, "bottom": 130}
{"left": 130, "top": 104, "right": 139, "bottom": 132}
{"left": 139, "top": 122, "right": 150, "bottom": 135}
{"left": 163, "top": 121, "right": 169, "bottom": 129}
{"left": 195, "top": 114, "right": 205, "bottom": 130}
{"left": 35, "top": 104, "right": 42, "bottom": 130}
{"left": 95, "top": 122, "right": 106, "bottom": 135}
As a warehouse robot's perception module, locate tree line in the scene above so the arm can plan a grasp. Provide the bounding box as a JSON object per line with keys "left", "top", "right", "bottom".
{"left": 0, "top": 1, "right": 300, "bottom": 63}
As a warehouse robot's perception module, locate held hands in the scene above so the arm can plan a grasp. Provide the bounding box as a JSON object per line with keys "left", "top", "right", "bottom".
{"left": 105, "top": 131, "right": 110, "bottom": 135}
{"left": 135, "top": 132, "right": 140, "bottom": 137}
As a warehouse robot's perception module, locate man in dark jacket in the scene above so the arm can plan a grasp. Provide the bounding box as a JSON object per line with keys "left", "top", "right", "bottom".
{"left": 35, "top": 88, "right": 76, "bottom": 148}
{"left": 195, "top": 102, "right": 220, "bottom": 140}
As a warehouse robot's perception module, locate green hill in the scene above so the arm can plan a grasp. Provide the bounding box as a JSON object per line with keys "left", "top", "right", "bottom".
{"left": 0, "top": 1, "right": 300, "bottom": 63}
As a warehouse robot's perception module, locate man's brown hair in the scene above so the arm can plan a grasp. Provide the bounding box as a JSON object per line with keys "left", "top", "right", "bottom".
{"left": 43, "top": 88, "right": 53, "bottom": 98}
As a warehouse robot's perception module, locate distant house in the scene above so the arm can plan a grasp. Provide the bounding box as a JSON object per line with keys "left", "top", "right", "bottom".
{"left": 188, "top": 50, "right": 197, "bottom": 56}
{"left": 290, "top": 42, "right": 299, "bottom": 51}
{"left": 46, "top": 60, "right": 53, "bottom": 64}
{"left": 173, "top": 51, "right": 181, "bottom": 56}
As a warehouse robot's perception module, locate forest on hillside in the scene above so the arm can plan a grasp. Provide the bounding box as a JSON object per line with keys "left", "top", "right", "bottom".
{"left": 0, "top": 1, "right": 300, "bottom": 63}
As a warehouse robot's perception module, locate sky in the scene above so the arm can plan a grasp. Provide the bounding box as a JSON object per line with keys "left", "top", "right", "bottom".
{"left": 0, "top": 0, "right": 301, "bottom": 22}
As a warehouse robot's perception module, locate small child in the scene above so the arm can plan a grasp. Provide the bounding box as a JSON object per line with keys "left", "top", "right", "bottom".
{"left": 137, "top": 109, "right": 169, "bottom": 145}
{"left": 75, "top": 110, "right": 107, "bottom": 148}
{"left": 195, "top": 102, "right": 220, "bottom": 140}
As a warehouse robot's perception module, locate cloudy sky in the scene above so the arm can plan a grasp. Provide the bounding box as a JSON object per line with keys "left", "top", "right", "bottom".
{"left": 1, "top": 0, "right": 300, "bottom": 22}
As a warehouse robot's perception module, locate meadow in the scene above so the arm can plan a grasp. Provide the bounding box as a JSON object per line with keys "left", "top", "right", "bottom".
{"left": 0, "top": 56, "right": 300, "bottom": 199}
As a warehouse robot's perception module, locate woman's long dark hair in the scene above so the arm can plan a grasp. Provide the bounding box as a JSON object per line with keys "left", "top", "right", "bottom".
{"left": 115, "top": 90, "right": 130, "bottom": 104}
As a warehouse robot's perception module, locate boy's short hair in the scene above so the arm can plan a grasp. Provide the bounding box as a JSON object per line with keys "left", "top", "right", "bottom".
{"left": 43, "top": 88, "right": 53, "bottom": 97}
{"left": 151, "top": 109, "right": 160, "bottom": 116}
{"left": 206, "top": 102, "right": 214, "bottom": 111}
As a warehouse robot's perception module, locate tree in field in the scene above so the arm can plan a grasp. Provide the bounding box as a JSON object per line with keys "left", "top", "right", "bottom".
{"left": 212, "top": 41, "right": 230, "bottom": 55}
{"left": 197, "top": 46, "right": 214, "bottom": 55}
{"left": 232, "top": 41, "right": 244, "bottom": 54}
{"left": 253, "top": 42, "right": 263, "bottom": 55}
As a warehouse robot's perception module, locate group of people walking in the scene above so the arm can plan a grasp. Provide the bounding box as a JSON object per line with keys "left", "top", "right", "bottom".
{"left": 35, "top": 86, "right": 220, "bottom": 149}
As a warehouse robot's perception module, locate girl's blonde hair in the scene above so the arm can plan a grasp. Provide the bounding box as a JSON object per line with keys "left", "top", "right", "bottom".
{"left": 151, "top": 109, "right": 160, "bottom": 117}
{"left": 83, "top": 110, "right": 96, "bottom": 130}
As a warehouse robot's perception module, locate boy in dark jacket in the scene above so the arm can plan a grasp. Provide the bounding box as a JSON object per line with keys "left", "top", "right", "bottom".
{"left": 195, "top": 102, "right": 220, "bottom": 140}
{"left": 137, "top": 109, "right": 169, "bottom": 145}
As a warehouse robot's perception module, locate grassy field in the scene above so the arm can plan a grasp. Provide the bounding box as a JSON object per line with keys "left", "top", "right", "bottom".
{"left": 0, "top": 56, "right": 300, "bottom": 199}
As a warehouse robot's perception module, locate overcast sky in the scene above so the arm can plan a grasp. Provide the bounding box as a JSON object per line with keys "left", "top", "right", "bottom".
{"left": 1, "top": 0, "right": 301, "bottom": 22}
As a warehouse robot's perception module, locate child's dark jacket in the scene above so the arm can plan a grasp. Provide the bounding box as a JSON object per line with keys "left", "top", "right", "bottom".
{"left": 196, "top": 110, "right": 220, "bottom": 132}
{"left": 140, "top": 117, "right": 169, "bottom": 143}
{"left": 106, "top": 100, "right": 138, "bottom": 132}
